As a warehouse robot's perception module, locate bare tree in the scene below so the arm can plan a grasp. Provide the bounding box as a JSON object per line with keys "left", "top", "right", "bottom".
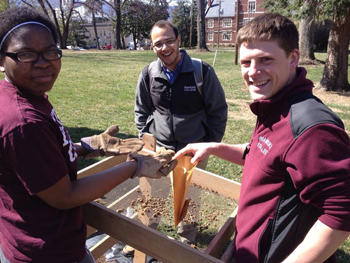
{"left": 81, "top": 0, "right": 103, "bottom": 49}
{"left": 21, "top": 0, "right": 77, "bottom": 49}
{"left": 101, "top": 0, "right": 123, "bottom": 49}
{"left": 57, "top": 0, "right": 76, "bottom": 49}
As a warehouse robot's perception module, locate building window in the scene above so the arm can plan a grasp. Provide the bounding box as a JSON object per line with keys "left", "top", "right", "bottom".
{"left": 243, "top": 18, "right": 253, "bottom": 26}
{"left": 222, "top": 19, "right": 232, "bottom": 28}
{"left": 222, "top": 31, "right": 232, "bottom": 41}
{"left": 208, "top": 19, "right": 214, "bottom": 28}
{"left": 208, "top": 32, "right": 214, "bottom": 41}
{"left": 248, "top": 0, "right": 256, "bottom": 13}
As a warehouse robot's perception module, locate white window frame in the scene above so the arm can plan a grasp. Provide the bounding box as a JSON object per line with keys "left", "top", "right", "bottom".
{"left": 208, "top": 19, "right": 214, "bottom": 28}
{"left": 222, "top": 31, "right": 232, "bottom": 41}
{"left": 248, "top": 0, "right": 256, "bottom": 13}
{"left": 222, "top": 18, "right": 232, "bottom": 28}
{"left": 243, "top": 18, "right": 253, "bottom": 26}
{"left": 208, "top": 32, "right": 214, "bottom": 41}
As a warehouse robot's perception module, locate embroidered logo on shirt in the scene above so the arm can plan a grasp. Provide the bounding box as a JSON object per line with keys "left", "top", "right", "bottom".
{"left": 184, "top": 86, "right": 196, "bottom": 92}
{"left": 257, "top": 136, "right": 272, "bottom": 155}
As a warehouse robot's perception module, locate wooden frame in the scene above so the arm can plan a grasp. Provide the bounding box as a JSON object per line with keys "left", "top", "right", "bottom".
{"left": 78, "top": 139, "right": 241, "bottom": 263}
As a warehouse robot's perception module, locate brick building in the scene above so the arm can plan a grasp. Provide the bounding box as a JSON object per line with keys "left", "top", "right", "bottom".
{"left": 205, "top": 0, "right": 266, "bottom": 47}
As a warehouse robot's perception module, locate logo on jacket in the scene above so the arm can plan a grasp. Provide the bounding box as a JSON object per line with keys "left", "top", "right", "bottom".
{"left": 257, "top": 136, "right": 272, "bottom": 155}
{"left": 184, "top": 86, "right": 196, "bottom": 92}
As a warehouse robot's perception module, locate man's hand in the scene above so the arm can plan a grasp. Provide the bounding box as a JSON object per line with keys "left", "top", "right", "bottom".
{"left": 173, "top": 142, "right": 247, "bottom": 166}
{"left": 173, "top": 142, "right": 213, "bottom": 165}
{"left": 127, "top": 147, "right": 178, "bottom": 179}
{"left": 81, "top": 125, "right": 144, "bottom": 158}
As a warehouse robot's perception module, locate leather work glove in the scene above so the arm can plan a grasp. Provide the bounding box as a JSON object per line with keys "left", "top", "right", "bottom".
{"left": 81, "top": 125, "right": 145, "bottom": 159}
{"left": 127, "top": 147, "right": 178, "bottom": 179}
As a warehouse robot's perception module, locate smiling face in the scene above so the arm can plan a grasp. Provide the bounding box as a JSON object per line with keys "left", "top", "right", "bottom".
{"left": 0, "top": 25, "right": 61, "bottom": 97}
{"left": 240, "top": 40, "right": 299, "bottom": 101}
{"left": 151, "top": 25, "right": 181, "bottom": 71}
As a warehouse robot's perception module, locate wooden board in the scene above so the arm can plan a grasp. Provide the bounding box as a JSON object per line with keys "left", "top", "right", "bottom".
{"left": 82, "top": 202, "right": 223, "bottom": 263}
{"left": 205, "top": 207, "right": 238, "bottom": 258}
{"left": 192, "top": 168, "right": 241, "bottom": 201}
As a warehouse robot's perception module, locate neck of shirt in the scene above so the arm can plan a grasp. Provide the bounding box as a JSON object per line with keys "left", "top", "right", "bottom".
{"left": 162, "top": 52, "right": 184, "bottom": 84}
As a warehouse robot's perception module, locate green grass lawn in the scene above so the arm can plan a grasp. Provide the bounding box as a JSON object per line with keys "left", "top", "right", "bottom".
{"left": 1, "top": 49, "right": 349, "bottom": 260}
{"left": 50, "top": 49, "right": 350, "bottom": 179}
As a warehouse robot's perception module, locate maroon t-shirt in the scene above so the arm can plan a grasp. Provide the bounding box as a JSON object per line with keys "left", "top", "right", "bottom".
{"left": 0, "top": 80, "right": 86, "bottom": 262}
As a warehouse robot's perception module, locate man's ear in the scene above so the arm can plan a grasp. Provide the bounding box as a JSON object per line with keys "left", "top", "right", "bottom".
{"left": 177, "top": 35, "right": 181, "bottom": 47}
{"left": 289, "top": 49, "right": 300, "bottom": 70}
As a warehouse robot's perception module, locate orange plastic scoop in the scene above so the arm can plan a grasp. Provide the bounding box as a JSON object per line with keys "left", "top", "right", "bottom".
{"left": 171, "top": 155, "right": 196, "bottom": 227}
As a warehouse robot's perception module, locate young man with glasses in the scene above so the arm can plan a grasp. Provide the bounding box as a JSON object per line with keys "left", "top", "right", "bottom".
{"left": 134, "top": 20, "right": 228, "bottom": 166}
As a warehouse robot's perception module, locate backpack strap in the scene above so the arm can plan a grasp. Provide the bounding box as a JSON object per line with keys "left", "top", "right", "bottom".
{"left": 146, "top": 61, "right": 157, "bottom": 93}
{"left": 191, "top": 58, "right": 203, "bottom": 97}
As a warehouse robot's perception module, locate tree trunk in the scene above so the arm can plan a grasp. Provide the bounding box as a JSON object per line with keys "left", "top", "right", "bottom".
{"left": 115, "top": 0, "right": 122, "bottom": 49}
{"left": 196, "top": 0, "right": 208, "bottom": 51}
{"left": 121, "top": 33, "right": 126, "bottom": 49}
{"left": 62, "top": 9, "right": 74, "bottom": 49}
{"left": 42, "top": 0, "right": 63, "bottom": 48}
{"left": 92, "top": 13, "right": 101, "bottom": 50}
{"left": 132, "top": 32, "right": 137, "bottom": 50}
{"left": 58, "top": 0, "right": 75, "bottom": 49}
{"left": 317, "top": 5, "right": 350, "bottom": 91}
{"left": 298, "top": 0, "right": 316, "bottom": 64}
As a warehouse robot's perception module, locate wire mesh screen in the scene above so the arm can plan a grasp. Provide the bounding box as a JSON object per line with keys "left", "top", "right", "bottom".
{"left": 101, "top": 176, "right": 237, "bottom": 252}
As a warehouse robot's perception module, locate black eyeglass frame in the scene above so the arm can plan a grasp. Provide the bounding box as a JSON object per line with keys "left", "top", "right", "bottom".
{"left": 152, "top": 39, "right": 177, "bottom": 50}
{"left": 3, "top": 49, "right": 62, "bottom": 63}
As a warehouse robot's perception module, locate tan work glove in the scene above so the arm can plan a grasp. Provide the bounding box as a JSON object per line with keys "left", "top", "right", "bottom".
{"left": 81, "top": 125, "right": 145, "bottom": 159}
{"left": 127, "top": 147, "right": 178, "bottom": 179}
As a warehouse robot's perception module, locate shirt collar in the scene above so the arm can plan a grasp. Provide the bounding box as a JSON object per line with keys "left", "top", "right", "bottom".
{"left": 161, "top": 51, "right": 184, "bottom": 83}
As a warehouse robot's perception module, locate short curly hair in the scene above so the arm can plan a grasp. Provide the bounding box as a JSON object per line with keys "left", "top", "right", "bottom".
{"left": 0, "top": 6, "right": 57, "bottom": 53}
{"left": 150, "top": 20, "right": 179, "bottom": 42}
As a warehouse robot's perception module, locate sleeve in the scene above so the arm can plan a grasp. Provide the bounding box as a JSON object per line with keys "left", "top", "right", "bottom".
{"left": 202, "top": 64, "right": 228, "bottom": 142}
{"left": 285, "top": 124, "right": 350, "bottom": 231}
{"left": 134, "top": 67, "right": 154, "bottom": 139}
{"left": 3, "top": 122, "right": 69, "bottom": 195}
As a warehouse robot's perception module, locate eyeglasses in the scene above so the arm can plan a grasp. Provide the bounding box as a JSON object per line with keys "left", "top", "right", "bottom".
{"left": 152, "top": 39, "right": 177, "bottom": 50}
{"left": 3, "top": 49, "right": 62, "bottom": 63}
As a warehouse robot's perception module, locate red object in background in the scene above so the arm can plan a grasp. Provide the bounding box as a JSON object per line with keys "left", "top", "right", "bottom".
{"left": 102, "top": 44, "right": 113, "bottom": 50}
